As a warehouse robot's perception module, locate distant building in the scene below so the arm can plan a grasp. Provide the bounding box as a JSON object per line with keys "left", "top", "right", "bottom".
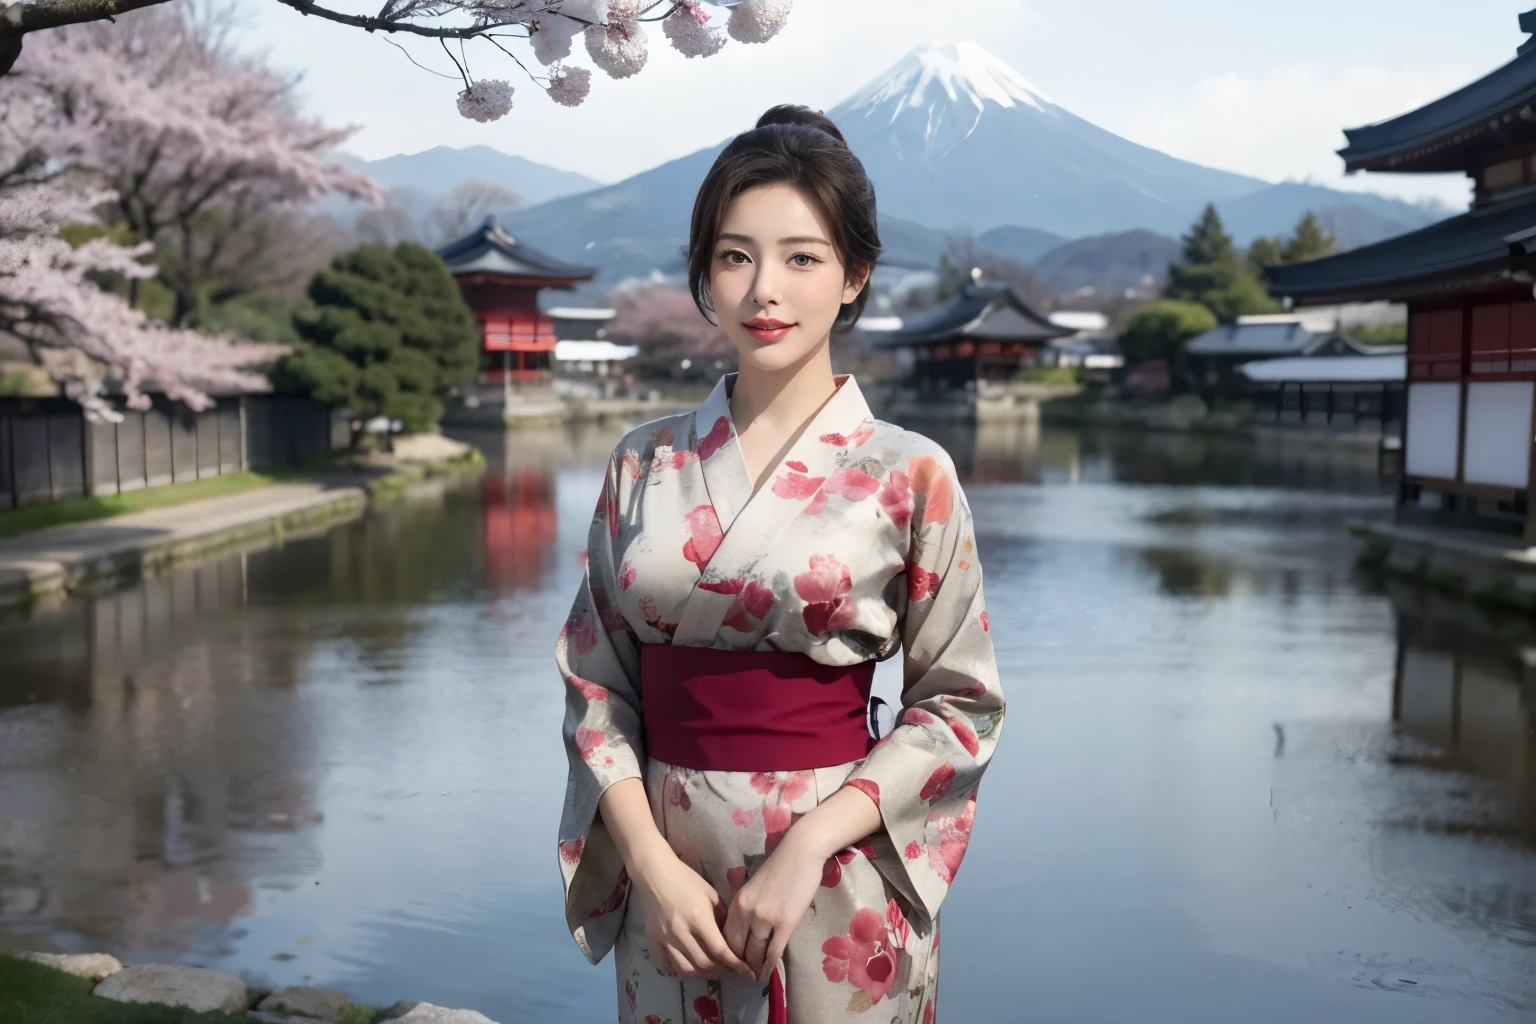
{"left": 1266, "top": 8, "right": 1536, "bottom": 538}
{"left": 869, "top": 278, "right": 1073, "bottom": 393}
{"left": 547, "top": 306, "right": 616, "bottom": 342}
{"left": 435, "top": 216, "right": 595, "bottom": 386}
{"left": 1185, "top": 314, "right": 1377, "bottom": 395}
{"left": 1238, "top": 352, "right": 1405, "bottom": 433}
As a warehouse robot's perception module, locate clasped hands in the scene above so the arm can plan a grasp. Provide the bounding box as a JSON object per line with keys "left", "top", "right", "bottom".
{"left": 631, "top": 823, "right": 827, "bottom": 983}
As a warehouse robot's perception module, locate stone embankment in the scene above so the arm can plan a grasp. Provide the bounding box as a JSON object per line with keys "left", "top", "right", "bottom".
{"left": 0, "top": 434, "right": 484, "bottom": 611}
{"left": 11, "top": 952, "right": 498, "bottom": 1023}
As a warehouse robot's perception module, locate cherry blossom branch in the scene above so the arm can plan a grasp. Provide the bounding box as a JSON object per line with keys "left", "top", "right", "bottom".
{"left": 265, "top": 0, "right": 598, "bottom": 40}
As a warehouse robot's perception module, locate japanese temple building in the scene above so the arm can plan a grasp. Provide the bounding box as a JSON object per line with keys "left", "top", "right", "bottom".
{"left": 435, "top": 216, "right": 596, "bottom": 385}
{"left": 1266, "top": 8, "right": 1536, "bottom": 540}
{"left": 872, "top": 278, "right": 1073, "bottom": 392}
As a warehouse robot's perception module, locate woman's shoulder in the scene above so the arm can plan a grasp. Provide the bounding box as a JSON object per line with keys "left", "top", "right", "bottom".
{"left": 868, "top": 418, "right": 961, "bottom": 478}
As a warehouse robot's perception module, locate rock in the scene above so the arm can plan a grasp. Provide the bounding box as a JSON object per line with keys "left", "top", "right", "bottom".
{"left": 378, "top": 1002, "right": 422, "bottom": 1021}
{"left": 256, "top": 986, "right": 354, "bottom": 1021}
{"left": 391, "top": 1003, "right": 500, "bottom": 1024}
{"left": 14, "top": 951, "right": 123, "bottom": 981}
{"left": 93, "top": 963, "right": 247, "bottom": 1014}
{"left": 388, "top": 434, "right": 472, "bottom": 464}
{"left": 249, "top": 1013, "right": 323, "bottom": 1024}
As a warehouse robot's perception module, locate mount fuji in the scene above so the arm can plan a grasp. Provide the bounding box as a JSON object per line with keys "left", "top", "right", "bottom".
{"left": 492, "top": 41, "right": 1444, "bottom": 291}
{"left": 828, "top": 41, "right": 1264, "bottom": 237}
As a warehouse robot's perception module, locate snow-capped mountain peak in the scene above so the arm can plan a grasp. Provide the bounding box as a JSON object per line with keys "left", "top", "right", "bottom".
{"left": 838, "top": 41, "right": 1055, "bottom": 120}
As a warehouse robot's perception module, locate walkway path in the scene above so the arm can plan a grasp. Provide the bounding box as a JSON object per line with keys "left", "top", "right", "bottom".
{"left": 0, "top": 479, "right": 369, "bottom": 610}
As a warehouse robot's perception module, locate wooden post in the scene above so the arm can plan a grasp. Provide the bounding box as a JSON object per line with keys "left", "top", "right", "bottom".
{"left": 1523, "top": 380, "right": 1536, "bottom": 546}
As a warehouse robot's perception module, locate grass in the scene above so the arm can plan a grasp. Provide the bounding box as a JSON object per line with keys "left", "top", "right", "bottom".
{"left": 0, "top": 956, "right": 381, "bottom": 1024}
{"left": 0, "top": 956, "right": 246, "bottom": 1024}
{"left": 0, "top": 471, "right": 288, "bottom": 539}
{"left": 1014, "top": 366, "right": 1080, "bottom": 385}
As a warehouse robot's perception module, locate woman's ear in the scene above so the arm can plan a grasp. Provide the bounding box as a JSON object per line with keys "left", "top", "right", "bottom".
{"left": 842, "top": 262, "right": 871, "bottom": 304}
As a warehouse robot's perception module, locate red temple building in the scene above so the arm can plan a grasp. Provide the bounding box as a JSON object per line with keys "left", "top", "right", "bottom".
{"left": 435, "top": 216, "right": 596, "bottom": 385}
{"left": 1267, "top": 8, "right": 1536, "bottom": 542}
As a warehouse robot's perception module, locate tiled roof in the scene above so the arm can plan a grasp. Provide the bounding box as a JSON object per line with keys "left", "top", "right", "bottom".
{"left": 435, "top": 215, "right": 596, "bottom": 281}
{"left": 1263, "top": 193, "right": 1536, "bottom": 305}
{"left": 872, "top": 279, "right": 1072, "bottom": 346}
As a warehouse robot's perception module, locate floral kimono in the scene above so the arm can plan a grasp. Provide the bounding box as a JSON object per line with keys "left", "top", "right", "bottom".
{"left": 555, "top": 372, "right": 1005, "bottom": 1024}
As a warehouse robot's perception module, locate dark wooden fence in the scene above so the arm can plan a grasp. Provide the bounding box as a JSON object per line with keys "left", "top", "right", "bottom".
{"left": 0, "top": 394, "right": 348, "bottom": 510}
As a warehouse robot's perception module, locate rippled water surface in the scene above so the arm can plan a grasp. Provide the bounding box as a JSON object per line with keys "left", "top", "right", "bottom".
{"left": 2, "top": 423, "right": 1533, "bottom": 1023}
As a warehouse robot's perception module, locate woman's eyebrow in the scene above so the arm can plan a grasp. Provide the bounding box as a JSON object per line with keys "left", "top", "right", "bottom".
{"left": 717, "top": 232, "right": 832, "bottom": 246}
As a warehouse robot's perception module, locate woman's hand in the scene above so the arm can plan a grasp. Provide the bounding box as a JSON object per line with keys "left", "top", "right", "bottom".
{"left": 630, "top": 845, "right": 754, "bottom": 981}
{"left": 722, "top": 828, "right": 826, "bottom": 982}
{"left": 599, "top": 778, "right": 751, "bottom": 981}
{"left": 723, "top": 783, "right": 884, "bottom": 980}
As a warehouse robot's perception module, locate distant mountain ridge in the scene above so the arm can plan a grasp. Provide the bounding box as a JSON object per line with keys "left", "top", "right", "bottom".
{"left": 357, "top": 145, "right": 603, "bottom": 206}
{"left": 360, "top": 42, "right": 1451, "bottom": 298}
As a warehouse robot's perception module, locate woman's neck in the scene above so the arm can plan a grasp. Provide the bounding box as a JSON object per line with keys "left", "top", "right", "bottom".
{"left": 727, "top": 342, "right": 838, "bottom": 442}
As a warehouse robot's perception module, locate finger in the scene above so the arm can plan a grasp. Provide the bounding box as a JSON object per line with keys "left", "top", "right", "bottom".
{"left": 699, "top": 921, "right": 752, "bottom": 977}
{"left": 677, "top": 932, "right": 718, "bottom": 977}
{"left": 762, "top": 932, "right": 790, "bottom": 984}
{"left": 722, "top": 901, "right": 749, "bottom": 958}
{"left": 744, "top": 927, "right": 771, "bottom": 977}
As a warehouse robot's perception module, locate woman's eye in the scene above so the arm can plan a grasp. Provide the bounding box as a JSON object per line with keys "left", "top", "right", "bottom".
{"left": 720, "top": 250, "right": 749, "bottom": 265}
{"left": 790, "top": 253, "right": 818, "bottom": 267}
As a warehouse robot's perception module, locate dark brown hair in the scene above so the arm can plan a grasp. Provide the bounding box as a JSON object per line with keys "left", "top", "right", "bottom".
{"left": 687, "top": 104, "right": 882, "bottom": 332}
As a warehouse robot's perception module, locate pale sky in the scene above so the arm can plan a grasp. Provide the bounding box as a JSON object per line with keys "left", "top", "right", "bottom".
{"left": 237, "top": 0, "right": 1525, "bottom": 209}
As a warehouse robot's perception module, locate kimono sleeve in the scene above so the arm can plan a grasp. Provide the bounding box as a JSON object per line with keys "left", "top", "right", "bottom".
{"left": 555, "top": 449, "right": 645, "bottom": 965}
{"left": 838, "top": 448, "right": 1005, "bottom": 924}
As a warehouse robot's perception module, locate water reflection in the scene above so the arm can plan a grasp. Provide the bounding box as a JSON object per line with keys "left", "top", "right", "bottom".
{"left": 0, "top": 422, "right": 1532, "bottom": 1022}
{"left": 1390, "top": 587, "right": 1536, "bottom": 848}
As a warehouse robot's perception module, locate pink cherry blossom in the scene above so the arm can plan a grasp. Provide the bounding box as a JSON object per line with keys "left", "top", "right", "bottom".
{"left": 771, "top": 469, "right": 824, "bottom": 501}
{"left": 820, "top": 906, "right": 899, "bottom": 1004}
{"left": 925, "top": 795, "right": 976, "bottom": 884}
{"left": 698, "top": 576, "right": 776, "bottom": 632}
{"left": 571, "top": 676, "right": 609, "bottom": 703}
{"left": 793, "top": 553, "right": 855, "bottom": 636}
{"left": 844, "top": 777, "right": 880, "bottom": 806}
{"left": 825, "top": 466, "right": 880, "bottom": 501}
{"left": 697, "top": 414, "right": 732, "bottom": 460}
{"left": 908, "top": 565, "right": 941, "bottom": 602}
{"left": 920, "top": 763, "right": 956, "bottom": 802}
{"left": 877, "top": 470, "right": 913, "bottom": 529}
{"left": 681, "top": 504, "right": 723, "bottom": 571}
{"left": 574, "top": 725, "right": 611, "bottom": 766}
{"left": 948, "top": 716, "right": 981, "bottom": 756}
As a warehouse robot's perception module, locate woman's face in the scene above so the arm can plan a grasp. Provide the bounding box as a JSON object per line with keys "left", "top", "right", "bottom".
{"left": 707, "top": 183, "right": 868, "bottom": 374}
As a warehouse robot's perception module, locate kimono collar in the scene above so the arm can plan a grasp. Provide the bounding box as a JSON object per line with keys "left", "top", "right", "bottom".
{"left": 691, "top": 371, "right": 874, "bottom": 532}
{"left": 696, "top": 371, "right": 872, "bottom": 451}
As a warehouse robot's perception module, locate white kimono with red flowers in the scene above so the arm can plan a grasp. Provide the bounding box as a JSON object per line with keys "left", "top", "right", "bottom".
{"left": 556, "top": 372, "right": 1005, "bottom": 1024}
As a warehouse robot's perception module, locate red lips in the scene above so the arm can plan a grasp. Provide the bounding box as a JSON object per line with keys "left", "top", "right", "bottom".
{"left": 743, "top": 317, "right": 795, "bottom": 342}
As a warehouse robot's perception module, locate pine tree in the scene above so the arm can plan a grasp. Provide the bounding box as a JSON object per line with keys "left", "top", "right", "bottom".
{"left": 273, "top": 242, "right": 478, "bottom": 442}
{"left": 1164, "top": 204, "right": 1280, "bottom": 322}
{"left": 1280, "top": 212, "right": 1336, "bottom": 263}
{"left": 1180, "top": 204, "right": 1236, "bottom": 265}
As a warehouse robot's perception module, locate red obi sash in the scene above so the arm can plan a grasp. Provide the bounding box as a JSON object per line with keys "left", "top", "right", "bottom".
{"left": 640, "top": 644, "right": 876, "bottom": 772}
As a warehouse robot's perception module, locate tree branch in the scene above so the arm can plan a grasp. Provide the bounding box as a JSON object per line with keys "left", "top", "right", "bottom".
{"left": 264, "top": 0, "right": 594, "bottom": 40}
{"left": 0, "top": 0, "right": 177, "bottom": 73}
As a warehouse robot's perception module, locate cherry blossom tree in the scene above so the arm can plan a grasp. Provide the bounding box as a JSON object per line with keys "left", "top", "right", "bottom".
{"left": 605, "top": 283, "right": 733, "bottom": 377}
{"left": 18, "top": 9, "right": 383, "bottom": 326}
{"left": 1, "top": 0, "right": 794, "bottom": 119}
{"left": 0, "top": 4, "right": 382, "bottom": 416}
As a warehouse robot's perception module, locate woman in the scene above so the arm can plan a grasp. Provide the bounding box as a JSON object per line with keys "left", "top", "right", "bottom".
{"left": 555, "top": 105, "right": 1004, "bottom": 1024}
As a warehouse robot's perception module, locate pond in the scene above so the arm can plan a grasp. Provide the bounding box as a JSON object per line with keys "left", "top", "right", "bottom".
{"left": 1, "top": 422, "right": 1532, "bottom": 1022}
